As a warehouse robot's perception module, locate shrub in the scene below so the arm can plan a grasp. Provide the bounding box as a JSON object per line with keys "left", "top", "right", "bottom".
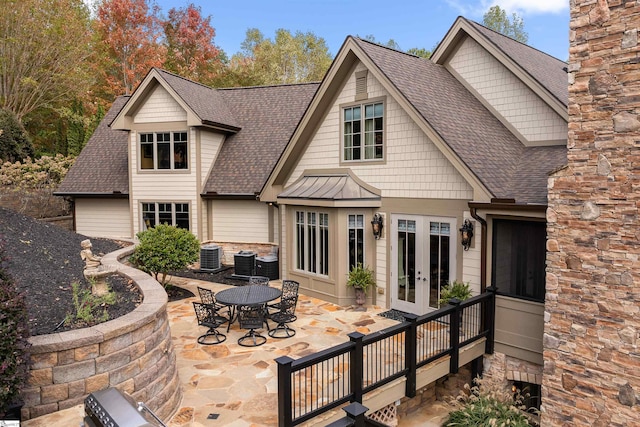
{"left": 129, "top": 224, "right": 200, "bottom": 287}
{"left": 0, "top": 237, "right": 31, "bottom": 415}
{"left": 64, "top": 281, "right": 116, "bottom": 326}
{"left": 445, "top": 376, "right": 537, "bottom": 426}
{"left": 346, "top": 263, "right": 376, "bottom": 293}
{"left": 0, "top": 109, "right": 34, "bottom": 162}
{"left": 439, "top": 280, "right": 472, "bottom": 306}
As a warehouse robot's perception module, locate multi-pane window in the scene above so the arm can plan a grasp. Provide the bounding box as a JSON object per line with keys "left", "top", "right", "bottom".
{"left": 142, "top": 202, "right": 190, "bottom": 230}
{"left": 491, "top": 219, "right": 546, "bottom": 302}
{"left": 140, "top": 132, "right": 188, "bottom": 170}
{"left": 295, "top": 210, "right": 329, "bottom": 275}
{"left": 343, "top": 102, "right": 384, "bottom": 161}
{"left": 348, "top": 214, "right": 365, "bottom": 270}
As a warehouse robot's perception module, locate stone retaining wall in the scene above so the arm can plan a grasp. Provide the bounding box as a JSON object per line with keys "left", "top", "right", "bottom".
{"left": 21, "top": 246, "right": 182, "bottom": 421}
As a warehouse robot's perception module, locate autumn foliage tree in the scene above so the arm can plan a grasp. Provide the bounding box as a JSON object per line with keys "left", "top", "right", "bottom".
{"left": 94, "top": 0, "right": 166, "bottom": 100}
{"left": 0, "top": 0, "right": 94, "bottom": 120}
{"left": 163, "top": 4, "right": 225, "bottom": 84}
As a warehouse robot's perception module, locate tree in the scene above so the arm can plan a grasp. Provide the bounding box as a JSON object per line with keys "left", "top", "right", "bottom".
{"left": 163, "top": 3, "right": 225, "bottom": 84}
{"left": 231, "top": 28, "right": 332, "bottom": 85}
{"left": 406, "top": 47, "right": 432, "bottom": 59}
{"left": 129, "top": 224, "right": 200, "bottom": 287}
{"left": 0, "top": 0, "right": 94, "bottom": 120}
{"left": 0, "top": 109, "right": 35, "bottom": 162}
{"left": 94, "top": 0, "right": 166, "bottom": 99}
{"left": 483, "top": 5, "right": 528, "bottom": 44}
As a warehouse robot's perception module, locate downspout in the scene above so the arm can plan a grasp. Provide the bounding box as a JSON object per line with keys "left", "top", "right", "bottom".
{"left": 470, "top": 207, "right": 487, "bottom": 292}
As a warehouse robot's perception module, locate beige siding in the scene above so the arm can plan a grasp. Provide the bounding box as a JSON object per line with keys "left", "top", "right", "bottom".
{"left": 287, "top": 62, "right": 474, "bottom": 200}
{"left": 494, "top": 296, "right": 544, "bottom": 365}
{"left": 461, "top": 213, "right": 482, "bottom": 295}
{"left": 75, "top": 198, "right": 131, "bottom": 239}
{"left": 130, "top": 130, "right": 200, "bottom": 238}
{"left": 211, "top": 200, "right": 269, "bottom": 243}
{"left": 134, "top": 85, "right": 187, "bottom": 123}
{"left": 448, "top": 37, "right": 566, "bottom": 145}
{"left": 199, "top": 130, "right": 224, "bottom": 187}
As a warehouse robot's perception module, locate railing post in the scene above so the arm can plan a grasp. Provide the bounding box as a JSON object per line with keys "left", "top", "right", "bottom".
{"left": 484, "top": 286, "right": 497, "bottom": 355}
{"left": 276, "top": 355, "right": 294, "bottom": 427}
{"left": 403, "top": 313, "right": 418, "bottom": 398}
{"left": 348, "top": 332, "right": 365, "bottom": 403}
{"left": 448, "top": 298, "right": 461, "bottom": 374}
{"left": 342, "top": 402, "right": 369, "bottom": 427}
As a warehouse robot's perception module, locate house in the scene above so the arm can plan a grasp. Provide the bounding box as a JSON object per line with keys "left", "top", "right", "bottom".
{"left": 57, "top": 16, "right": 567, "bottom": 400}
{"left": 56, "top": 70, "right": 319, "bottom": 262}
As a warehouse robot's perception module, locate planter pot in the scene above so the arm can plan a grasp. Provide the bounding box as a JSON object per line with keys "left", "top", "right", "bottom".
{"left": 354, "top": 287, "right": 367, "bottom": 311}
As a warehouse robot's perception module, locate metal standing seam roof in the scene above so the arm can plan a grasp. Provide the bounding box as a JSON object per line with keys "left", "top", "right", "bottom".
{"left": 278, "top": 174, "right": 381, "bottom": 201}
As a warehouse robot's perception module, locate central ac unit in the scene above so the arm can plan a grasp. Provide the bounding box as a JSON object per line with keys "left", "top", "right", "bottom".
{"left": 200, "top": 245, "right": 222, "bottom": 271}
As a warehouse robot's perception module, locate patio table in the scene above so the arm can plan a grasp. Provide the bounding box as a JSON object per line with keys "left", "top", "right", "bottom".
{"left": 215, "top": 285, "right": 281, "bottom": 331}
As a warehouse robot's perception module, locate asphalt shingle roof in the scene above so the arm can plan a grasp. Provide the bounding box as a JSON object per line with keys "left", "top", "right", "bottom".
{"left": 353, "top": 36, "right": 566, "bottom": 204}
{"left": 56, "top": 96, "right": 130, "bottom": 195}
{"left": 202, "top": 83, "right": 319, "bottom": 196}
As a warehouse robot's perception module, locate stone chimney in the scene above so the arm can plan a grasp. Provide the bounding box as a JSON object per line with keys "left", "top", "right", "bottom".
{"left": 544, "top": 1, "right": 640, "bottom": 425}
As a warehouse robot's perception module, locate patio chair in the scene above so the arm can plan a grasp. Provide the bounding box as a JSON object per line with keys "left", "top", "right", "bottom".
{"left": 248, "top": 276, "right": 270, "bottom": 286}
{"left": 193, "top": 302, "right": 227, "bottom": 345}
{"left": 197, "top": 286, "right": 231, "bottom": 322}
{"left": 267, "top": 295, "right": 298, "bottom": 339}
{"left": 267, "top": 280, "right": 299, "bottom": 313}
{"left": 237, "top": 305, "right": 267, "bottom": 347}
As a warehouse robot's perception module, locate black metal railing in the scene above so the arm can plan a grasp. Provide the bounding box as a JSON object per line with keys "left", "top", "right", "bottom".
{"left": 276, "top": 287, "right": 496, "bottom": 427}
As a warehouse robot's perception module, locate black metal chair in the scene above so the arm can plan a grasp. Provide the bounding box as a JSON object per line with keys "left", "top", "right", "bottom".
{"left": 267, "top": 280, "right": 299, "bottom": 314}
{"left": 268, "top": 295, "right": 298, "bottom": 339}
{"left": 193, "top": 302, "right": 227, "bottom": 345}
{"left": 237, "top": 305, "right": 267, "bottom": 347}
{"left": 197, "top": 286, "right": 231, "bottom": 322}
{"left": 248, "top": 276, "right": 270, "bottom": 286}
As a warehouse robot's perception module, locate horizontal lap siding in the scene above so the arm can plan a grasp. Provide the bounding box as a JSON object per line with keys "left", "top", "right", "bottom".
{"left": 287, "top": 62, "right": 473, "bottom": 200}
{"left": 75, "top": 199, "right": 131, "bottom": 239}
{"left": 448, "top": 37, "right": 566, "bottom": 144}
{"left": 211, "top": 200, "right": 269, "bottom": 243}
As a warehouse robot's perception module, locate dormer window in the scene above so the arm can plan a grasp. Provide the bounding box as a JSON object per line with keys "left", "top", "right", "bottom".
{"left": 140, "top": 131, "right": 188, "bottom": 170}
{"left": 343, "top": 101, "right": 384, "bottom": 161}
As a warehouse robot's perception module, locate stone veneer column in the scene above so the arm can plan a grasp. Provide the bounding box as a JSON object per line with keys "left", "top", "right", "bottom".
{"left": 544, "top": 1, "right": 640, "bottom": 425}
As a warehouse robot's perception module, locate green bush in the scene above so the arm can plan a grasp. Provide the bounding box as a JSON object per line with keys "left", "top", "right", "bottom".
{"left": 64, "top": 281, "right": 116, "bottom": 326}
{"left": 346, "top": 263, "right": 376, "bottom": 293}
{"left": 439, "top": 280, "right": 472, "bottom": 306}
{"left": 129, "top": 224, "right": 200, "bottom": 287}
{"left": 445, "top": 376, "right": 536, "bottom": 426}
{"left": 0, "top": 237, "right": 31, "bottom": 415}
{"left": 0, "top": 109, "right": 34, "bottom": 162}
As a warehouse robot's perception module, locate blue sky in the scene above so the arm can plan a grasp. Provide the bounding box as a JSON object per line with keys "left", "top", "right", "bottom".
{"left": 154, "top": 0, "right": 569, "bottom": 61}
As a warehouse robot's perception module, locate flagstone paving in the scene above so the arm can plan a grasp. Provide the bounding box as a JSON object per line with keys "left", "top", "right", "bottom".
{"left": 22, "top": 276, "right": 451, "bottom": 426}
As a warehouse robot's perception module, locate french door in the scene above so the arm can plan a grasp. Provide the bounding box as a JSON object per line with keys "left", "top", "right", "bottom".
{"left": 391, "top": 214, "right": 456, "bottom": 314}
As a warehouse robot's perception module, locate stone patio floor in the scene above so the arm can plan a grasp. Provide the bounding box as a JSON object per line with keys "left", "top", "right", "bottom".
{"left": 22, "top": 276, "right": 451, "bottom": 427}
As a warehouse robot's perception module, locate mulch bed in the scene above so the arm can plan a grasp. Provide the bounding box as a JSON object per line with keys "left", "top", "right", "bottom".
{"left": 0, "top": 206, "right": 243, "bottom": 336}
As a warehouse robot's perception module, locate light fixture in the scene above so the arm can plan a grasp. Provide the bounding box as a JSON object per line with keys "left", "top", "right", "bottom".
{"left": 371, "top": 213, "right": 384, "bottom": 240}
{"left": 460, "top": 219, "right": 474, "bottom": 251}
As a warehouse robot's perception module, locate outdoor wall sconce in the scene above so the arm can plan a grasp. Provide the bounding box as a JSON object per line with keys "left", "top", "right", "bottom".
{"left": 371, "top": 213, "right": 384, "bottom": 240}
{"left": 460, "top": 219, "right": 474, "bottom": 251}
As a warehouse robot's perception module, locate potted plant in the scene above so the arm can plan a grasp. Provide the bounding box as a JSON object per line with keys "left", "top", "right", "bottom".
{"left": 439, "top": 280, "right": 472, "bottom": 307}
{"left": 347, "top": 263, "right": 376, "bottom": 311}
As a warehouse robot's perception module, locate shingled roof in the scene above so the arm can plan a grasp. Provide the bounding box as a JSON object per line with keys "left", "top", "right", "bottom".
{"left": 352, "top": 36, "right": 566, "bottom": 204}
{"left": 56, "top": 96, "right": 130, "bottom": 196}
{"left": 202, "top": 83, "right": 319, "bottom": 196}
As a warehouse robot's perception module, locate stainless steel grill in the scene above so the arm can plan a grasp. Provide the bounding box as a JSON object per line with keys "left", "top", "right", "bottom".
{"left": 82, "top": 388, "right": 164, "bottom": 427}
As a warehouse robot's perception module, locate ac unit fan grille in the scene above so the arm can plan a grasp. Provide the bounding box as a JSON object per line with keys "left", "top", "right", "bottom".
{"left": 200, "top": 246, "right": 221, "bottom": 271}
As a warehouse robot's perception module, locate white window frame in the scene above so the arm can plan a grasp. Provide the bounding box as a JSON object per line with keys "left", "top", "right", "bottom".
{"left": 295, "top": 210, "right": 329, "bottom": 276}
{"left": 141, "top": 202, "right": 190, "bottom": 230}
{"left": 139, "top": 131, "right": 188, "bottom": 170}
